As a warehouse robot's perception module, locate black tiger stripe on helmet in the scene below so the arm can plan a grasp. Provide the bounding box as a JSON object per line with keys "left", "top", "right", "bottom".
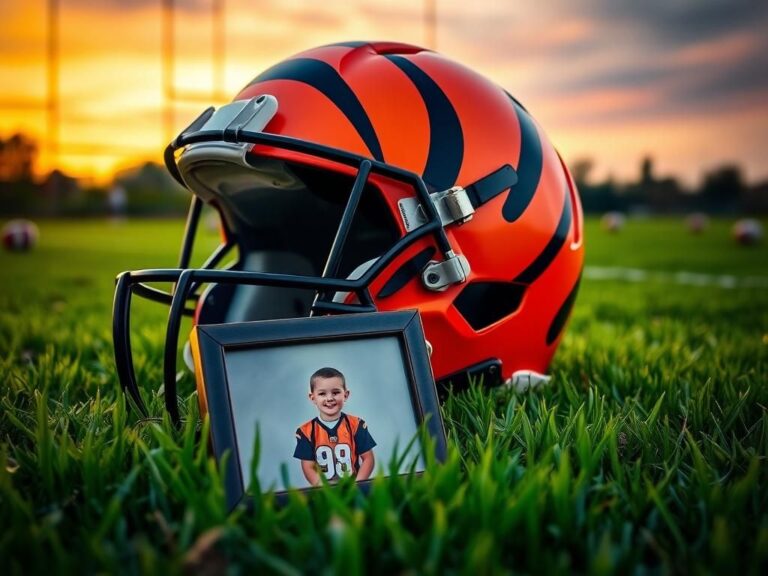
{"left": 513, "top": 182, "right": 573, "bottom": 285}
{"left": 384, "top": 54, "right": 464, "bottom": 191}
{"left": 503, "top": 96, "right": 543, "bottom": 223}
{"left": 250, "top": 57, "right": 385, "bottom": 162}
{"left": 547, "top": 273, "right": 582, "bottom": 345}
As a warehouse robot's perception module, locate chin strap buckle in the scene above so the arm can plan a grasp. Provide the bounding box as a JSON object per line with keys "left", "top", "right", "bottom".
{"left": 433, "top": 186, "right": 476, "bottom": 226}
{"left": 422, "top": 251, "right": 471, "bottom": 291}
{"left": 398, "top": 186, "right": 475, "bottom": 232}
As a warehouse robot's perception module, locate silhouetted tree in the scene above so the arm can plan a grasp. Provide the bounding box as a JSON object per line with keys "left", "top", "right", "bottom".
{"left": 0, "top": 133, "right": 38, "bottom": 182}
{"left": 631, "top": 156, "right": 687, "bottom": 213}
{"left": 570, "top": 158, "right": 594, "bottom": 189}
{"left": 640, "top": 156, "right": 654, "bottom": 187}
{"left": 743, "top": 180, "right": 768, "bottom": 214}
{"left": 701, "top": 165, "right": 744, "bottom": 213}
{"left": 114, "top": 161, "right": 188, "bottom": 215}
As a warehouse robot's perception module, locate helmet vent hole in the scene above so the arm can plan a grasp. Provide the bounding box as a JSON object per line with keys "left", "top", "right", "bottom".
{"left": 371, "top": 43, "right": 425, "bottom": 56}
{"left": 453, "top": 282, "right": 526, "bottom": 331}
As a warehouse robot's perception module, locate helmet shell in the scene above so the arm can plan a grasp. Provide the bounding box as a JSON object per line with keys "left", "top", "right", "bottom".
{"left": 226, "top": 41, "right": 584, "bottom": 381}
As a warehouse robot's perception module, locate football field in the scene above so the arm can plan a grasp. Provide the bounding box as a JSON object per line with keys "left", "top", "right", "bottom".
{"left": 1, "top": 217, "right": 767, "bottom": 574}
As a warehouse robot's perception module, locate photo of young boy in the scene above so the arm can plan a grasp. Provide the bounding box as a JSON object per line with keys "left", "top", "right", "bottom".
{"left": 293, "top": 367, "right": 376, "bottom": 486}
{"left": 225, "top": 334, "right": 425, "bottom": 491}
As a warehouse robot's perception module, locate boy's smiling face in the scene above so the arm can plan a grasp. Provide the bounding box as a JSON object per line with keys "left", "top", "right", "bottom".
{"left": 309, "top": 375, "right": 349, "bottom": 421}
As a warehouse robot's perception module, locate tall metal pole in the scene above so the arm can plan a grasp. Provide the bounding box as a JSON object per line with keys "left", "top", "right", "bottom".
{"left": 163, "top": 0, "right": 227, "bottom": 147}
{"left": 213, "top": 0, "right": 225, "bottom": 91}
{"left": 47, "top": 0, "right": 60, "bottom": 171}
{"left": 162, "top": 0, "right": 174, "bottom": 146}
{"left": 425, "top": 0, "right": 437, "bottom": 50}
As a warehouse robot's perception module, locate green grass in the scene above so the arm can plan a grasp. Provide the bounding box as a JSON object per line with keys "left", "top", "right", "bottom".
{"left": 1, "top": 216, "right": 767, "bottom": 574}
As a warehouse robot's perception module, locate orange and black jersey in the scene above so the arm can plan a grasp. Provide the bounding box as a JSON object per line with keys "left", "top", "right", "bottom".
{"left": 294, "top": 413, "right": 376, "bottom": 480}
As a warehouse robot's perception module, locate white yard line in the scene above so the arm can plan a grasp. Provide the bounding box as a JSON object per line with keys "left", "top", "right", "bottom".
{"left": 583, "top": 266, "right": 768, "bottom": 289}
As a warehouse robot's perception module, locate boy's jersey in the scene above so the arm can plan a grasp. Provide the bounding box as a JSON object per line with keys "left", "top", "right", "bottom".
{"left": 293, "top": 413, "right": 376, "bottom": 480}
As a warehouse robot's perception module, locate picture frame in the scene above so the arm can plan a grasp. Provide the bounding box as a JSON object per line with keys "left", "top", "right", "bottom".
{"left": 189, "top": 309, "right": 447, "bottom": 509}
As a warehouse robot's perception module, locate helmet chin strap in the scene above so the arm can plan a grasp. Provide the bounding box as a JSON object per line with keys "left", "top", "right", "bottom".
{"left": 397, "top": 164, "right": 519, "bottom": 292}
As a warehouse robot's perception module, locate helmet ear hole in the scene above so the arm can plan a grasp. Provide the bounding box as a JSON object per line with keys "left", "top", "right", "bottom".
{"left": 453, "top": 282, "right": 526, "bottom": 331}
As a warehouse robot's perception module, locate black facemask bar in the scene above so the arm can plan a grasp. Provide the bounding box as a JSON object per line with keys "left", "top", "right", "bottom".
{"left": 112, "top": 104, "right": 458, "bottom": 425}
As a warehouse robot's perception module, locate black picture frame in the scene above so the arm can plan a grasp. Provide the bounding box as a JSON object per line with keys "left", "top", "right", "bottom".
{"left": 190, "top": 309, "right": 447, "bottom": 510}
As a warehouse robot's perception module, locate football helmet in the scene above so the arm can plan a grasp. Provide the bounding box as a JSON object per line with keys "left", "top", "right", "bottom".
{"left": 113, "top": 41, "right": 584, "bottom": 422}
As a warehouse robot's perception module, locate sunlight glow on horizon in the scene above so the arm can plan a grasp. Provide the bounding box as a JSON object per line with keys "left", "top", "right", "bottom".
{"left": 2, "top": 0, "right": 767, "bottom": 187}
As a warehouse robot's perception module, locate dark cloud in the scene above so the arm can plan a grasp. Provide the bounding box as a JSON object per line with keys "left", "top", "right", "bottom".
{"left": 556, "top": 31, "right": 768, "bottom": 91}
{"left": 666, "top": 56, "right": 768, "bottom": 110}
{"left": 499, "top": 1, "right": 768, "bottom": 120}
{"left": 580, "top": 0, "right": 768, "bottom": 46}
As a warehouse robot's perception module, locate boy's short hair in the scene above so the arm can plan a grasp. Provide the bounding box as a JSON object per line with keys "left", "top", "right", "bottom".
{"left": 310, "top": 367, "right": 346, "bottom": 391}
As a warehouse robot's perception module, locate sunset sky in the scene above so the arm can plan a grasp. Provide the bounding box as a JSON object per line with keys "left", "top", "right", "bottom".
{"left": 1, "top": 0, "right": 767, "bottom": 187}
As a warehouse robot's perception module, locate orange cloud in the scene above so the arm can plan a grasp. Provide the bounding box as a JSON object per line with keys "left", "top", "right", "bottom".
{"left": 670, "top": 32, "right": 759, "bottom": 67}
{"left": 1, "top": 0, "right": 767, "bottom": 187}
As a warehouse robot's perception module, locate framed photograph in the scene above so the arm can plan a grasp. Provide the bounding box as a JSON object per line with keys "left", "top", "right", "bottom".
{"left": 189, "top": 309, "right": 447, "bottom": 509}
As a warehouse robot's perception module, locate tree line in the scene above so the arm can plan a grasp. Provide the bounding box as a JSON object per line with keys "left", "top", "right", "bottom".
{"left": 572, "top": 156, "right": 768, "bottom": 215}
{"left": 1, "top": 132, "right": 767, "bottom": 217}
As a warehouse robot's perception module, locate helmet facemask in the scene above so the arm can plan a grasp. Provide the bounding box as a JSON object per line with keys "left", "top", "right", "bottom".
{"left": 114, "top": 40, "right": 586, "bottom": 425}
{"left": 114, "top": 95, "right": 469, "bottom": 422}
{"left": 186, "top": 151, "right": 407, "bottom": 322}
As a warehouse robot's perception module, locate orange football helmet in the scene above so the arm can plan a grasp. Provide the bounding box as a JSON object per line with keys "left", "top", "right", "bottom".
{"left": 113, "top": 41, "right": 584, "bottom": 421}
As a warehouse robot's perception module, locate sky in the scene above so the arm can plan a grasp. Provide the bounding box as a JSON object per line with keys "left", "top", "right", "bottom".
{"left": 1, "top": 0, "right": 767, "bottom": 187}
